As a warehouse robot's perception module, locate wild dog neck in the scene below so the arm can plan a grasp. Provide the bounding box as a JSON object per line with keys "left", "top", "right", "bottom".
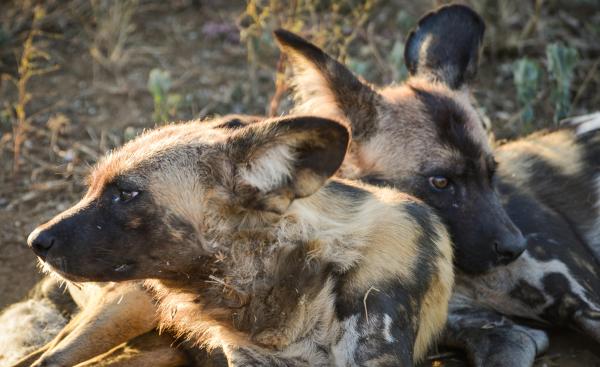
{"left": 153, "top": 177, "right": 375, "bottom": 290}
{"left": 146, "top": 178, "right": 390, "bottom": 349}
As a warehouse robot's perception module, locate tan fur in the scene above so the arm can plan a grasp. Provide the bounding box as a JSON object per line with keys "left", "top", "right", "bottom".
{"left": 10, "top": 282, "right": 160, "bottom": 367}
{"left": 281, "top": 36, "right": 492, "bottom": 183}
{"left": 144, "top": 174, "right": 452, "bottom": 362}
{"left": 73, "top": 332, "right": 188, "bottom": 367}
{"left": 495, "top": 129, "right": 583, "bottom": 180}
{"left": 344, "top": 78, "right": 490, "bottom": 182}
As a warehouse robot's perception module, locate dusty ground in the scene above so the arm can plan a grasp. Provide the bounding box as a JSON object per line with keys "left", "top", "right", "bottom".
{"left": 1, "top": 1, "right": 599, "bottom": 366}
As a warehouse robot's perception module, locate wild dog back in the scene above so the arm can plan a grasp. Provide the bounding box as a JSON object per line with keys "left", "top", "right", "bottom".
{"left": 27, "top": 115, "right": 453, "bottom": 366}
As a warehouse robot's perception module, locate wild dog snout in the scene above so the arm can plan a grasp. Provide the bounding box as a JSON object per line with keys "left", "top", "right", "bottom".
{"left": 28, "top": 227, "right": 56, "bottom": 259}
{"left": 494, "top": 231, "right": 526, "bottom": 264}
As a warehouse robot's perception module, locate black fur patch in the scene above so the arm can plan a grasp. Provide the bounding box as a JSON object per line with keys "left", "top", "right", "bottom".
{"left": 215, "top": 115, "right": 262, "bottom": 130}
{"left": 403, "top": 201, "right": 441, "bottom": 294}
{"left": 509, "top": 280, "right": 547, "bottom": 308}
{"left": 413, "top": 88, "right": 485, "bottom": 171}
{"left": 405, "top": 4, "right": 485, "bottom": 89}
{"left": 323, "top": 181, "right": 369, "bottom": 202}
{"left": 334, "top": 280, "right": 416, "bottom": 365}
{"left": 579, "top": 125, "right": 600, "bottom": 169}
{"left": 542, "top": 272, "right": 582, "bottom": 324}
{"left": 360, "top": 174, "right": 394, "bottom": 188}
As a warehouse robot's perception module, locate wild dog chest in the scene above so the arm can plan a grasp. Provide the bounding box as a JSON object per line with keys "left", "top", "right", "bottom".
{"left": 147, "top": 232, "right": 342, "bottom": 352}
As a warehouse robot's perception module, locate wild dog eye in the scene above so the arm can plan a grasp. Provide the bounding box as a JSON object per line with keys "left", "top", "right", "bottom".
{"left": 112, "top": 190, "right": 140, "bottom": 203}
{"left": 428, "top": 176, "right": 450, "bottom": 191}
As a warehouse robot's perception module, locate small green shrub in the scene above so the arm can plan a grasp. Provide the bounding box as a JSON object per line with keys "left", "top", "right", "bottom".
{"left": 546, "top": 43, "right": 578, "bottom": 123}
{"left": 513, "top": 58, "right": 541, "bottom": 130}
{"left": 147, "top": 68, "right": 181, "bottom": 123}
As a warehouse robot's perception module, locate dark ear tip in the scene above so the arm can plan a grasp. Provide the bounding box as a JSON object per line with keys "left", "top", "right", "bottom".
{"left": 274, "top": 29, "right": 304, "bottom": 47}
{"left": 280, "top": 116, "right": 350, "bottom": 147}
{"left": 322, "top": 118, "right": 351, "bottom": 149}
{"left": 404, "top": 4, "right": 485, "bottom": 87}
{"left": 273, "top": 28, "right": 289, "bottom": 42}
{"left": 417, "top": 4, "right": 485, "bottom": 37}
{"left": 273, "top": 29, "right": 329, "bottom": 66}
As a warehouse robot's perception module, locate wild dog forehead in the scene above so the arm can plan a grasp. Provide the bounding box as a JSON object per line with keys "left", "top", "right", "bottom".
{"left": 375, "top": 80, "right": 492, "bottom": 172}
{"left": 87, "top": 121, "right": 229, "bottom": 193}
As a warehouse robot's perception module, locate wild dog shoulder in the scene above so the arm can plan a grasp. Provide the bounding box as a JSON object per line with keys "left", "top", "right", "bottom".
{"left": 326, "top": 183, "right": 453, "bottom": 362}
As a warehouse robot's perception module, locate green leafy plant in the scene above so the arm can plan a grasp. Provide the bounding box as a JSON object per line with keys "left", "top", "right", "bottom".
{"left": 388, "top": 40, "right": 408, "bottom": 82}
{"left": 546, "top": 43, "right": 578, "bottom": 123}
{"left": 147, "top": 68, "right": 181, "bottom": 123}
{"left": 513, "top": 58, "right": 541, "bottom": 129}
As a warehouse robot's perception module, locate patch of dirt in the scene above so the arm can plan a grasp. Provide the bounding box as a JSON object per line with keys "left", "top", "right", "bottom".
{"left": 0, "top": 1, "right": 599, "bottom": 365}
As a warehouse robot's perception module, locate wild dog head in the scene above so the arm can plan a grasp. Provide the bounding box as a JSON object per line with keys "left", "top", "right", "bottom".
{"left": 275, "top": 4, "right": 526, "bottom": 274}
{"left": 27, "top": 115, "right": 349, "bottom": 282}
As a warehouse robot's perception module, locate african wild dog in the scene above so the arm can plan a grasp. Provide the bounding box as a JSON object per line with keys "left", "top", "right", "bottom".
{"left": 274, "top": 22, "right": 526, "bottom": 276}
{"left": 275, "top": 4, "right": 600, "bottom": 366}
{"left": 26, "top": 115, "right": 454, "bottom": 365}
{"left": 6, "top": 117, "right": 259, "bottom": 367}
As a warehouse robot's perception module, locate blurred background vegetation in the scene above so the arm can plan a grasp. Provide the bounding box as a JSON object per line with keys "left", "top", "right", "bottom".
{"left": 0, "top": 0, "right": 599, "bottom": 315}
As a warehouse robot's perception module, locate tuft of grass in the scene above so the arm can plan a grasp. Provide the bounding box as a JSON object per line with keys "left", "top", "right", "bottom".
{"left": 546, "top": 43, "right": 578, "bottom": 123}
{"left": 89, "top": 0, "right": 139, "bottom": 75}
{"left": 239, "top": 0, "right": 380, "bottom": 115}
{"left": 147, "top": 68, "right": 181, "bottom": 123}
{"left": 9, "top": 6, "right": 58, "bottom": 175}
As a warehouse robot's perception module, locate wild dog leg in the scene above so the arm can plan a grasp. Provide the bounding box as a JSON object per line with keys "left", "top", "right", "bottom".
{"left": 29, "top": 282, "right": 158, "bottom": 367}
{"left": 443, "top": 307, "right": 548, "bottom": 367}
{"left": 574, "top": 309, "right": 600, "bottom": 343}
{"left": 72, "top": 332, "right": 188, "bottom": 367}
{"left": 8, "top": 276, "right": 76, "bottom": 367}
{"left": 11, "top": 349, "right": 49, "bottom": 367}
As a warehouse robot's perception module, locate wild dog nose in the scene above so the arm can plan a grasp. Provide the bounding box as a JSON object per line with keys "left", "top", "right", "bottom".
{"left": 493, "top": 235, "right": 526, "bottom": 264}
{"left": 28, "top": 228, "right": 56, "bottom": 258}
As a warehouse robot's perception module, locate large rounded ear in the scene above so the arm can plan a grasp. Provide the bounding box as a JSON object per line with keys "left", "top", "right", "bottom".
{"left": 405, "top": 4, "right": 485, "bottom": 89}
{"left": 227, "top": 116, "right": 349, "bottom": 214}
{"left": 274, "top": 29, "right": 381, "bottom": 142}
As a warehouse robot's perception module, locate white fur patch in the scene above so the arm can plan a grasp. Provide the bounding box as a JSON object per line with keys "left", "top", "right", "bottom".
{"left": 240, "top": 144, "right": 294, "bottom": 192}
{"left": 382, "top": 314, "right": 395, "bottom": 343}
{"left": 564, "top": 112, "right": 600, "bottom": 136}
{"left": 455, "top": 251, "right": 600, "bottom": 321}
{"left": 0, "top": 299, "right": 67, "bottom": 366}
{"left": 331, "top": 315, "right": 360, "bottom": 366}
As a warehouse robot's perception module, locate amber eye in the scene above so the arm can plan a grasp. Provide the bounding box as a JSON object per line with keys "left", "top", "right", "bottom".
{"left": 112, "top": 190, "right": 140, "bottom": 203}
{"left": 428, "top": 176, "right": 449, "bottom": 190}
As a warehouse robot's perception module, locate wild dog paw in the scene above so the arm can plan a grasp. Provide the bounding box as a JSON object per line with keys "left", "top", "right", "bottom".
{"left": 463, "top": 324, "right": 549, "bottom": 367}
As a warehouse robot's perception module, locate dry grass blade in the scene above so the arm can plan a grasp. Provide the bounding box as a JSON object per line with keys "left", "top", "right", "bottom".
{"left": 12, "top": 6, "right": 57, "bottom": 175}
